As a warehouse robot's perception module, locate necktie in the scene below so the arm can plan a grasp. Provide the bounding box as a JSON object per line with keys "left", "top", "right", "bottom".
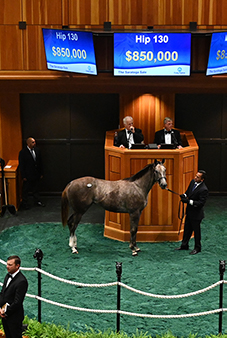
{"left": 165, "top": 130, "right": 171, "bottom": 134}
{"left": 31, "top": 149, "right": 36, "bottom": 160}
{"left": 192, "top": 183, "right": 197, "bottom": 191}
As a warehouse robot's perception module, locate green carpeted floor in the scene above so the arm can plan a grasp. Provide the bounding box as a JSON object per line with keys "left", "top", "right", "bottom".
{"left": 0, "top": 196, "right": 226, "bottom": 337}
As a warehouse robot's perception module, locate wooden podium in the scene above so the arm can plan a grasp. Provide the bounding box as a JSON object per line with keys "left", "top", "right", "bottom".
{"left": 0, "top": 160, "right": 21, "bottom": 211}
{"left": 104, "top": 129, "right": 199, "bottom": 243}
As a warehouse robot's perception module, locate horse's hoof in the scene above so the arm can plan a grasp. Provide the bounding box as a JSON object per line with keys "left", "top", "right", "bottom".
{"left": 72, "top": 247, "right": 78, "bottom": 254}
{"left": 132, "top": 250, "right": 138, "bottom": 256}
{"left": 135, "top": 247, "right": 141, "bottom": 252}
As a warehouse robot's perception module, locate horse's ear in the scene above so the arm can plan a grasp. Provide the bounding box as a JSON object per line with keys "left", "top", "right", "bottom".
{"left": 154, "top": 159, "right": 158, "bottom": 165}
{"left": 162, "top": 159, "right": 165, "bottom": 164}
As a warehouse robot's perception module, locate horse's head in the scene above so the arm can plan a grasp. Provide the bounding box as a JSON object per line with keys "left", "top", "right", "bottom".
{"left": 154, "top": 159, "right": 167, "bottom": 189}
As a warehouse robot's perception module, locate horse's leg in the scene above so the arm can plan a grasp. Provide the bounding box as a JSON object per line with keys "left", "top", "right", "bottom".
{"left": 67, "top": 213, "right": 82, "bottom": 254}
{"left": 129, "top": 210, "right": 141, "bottom": 256}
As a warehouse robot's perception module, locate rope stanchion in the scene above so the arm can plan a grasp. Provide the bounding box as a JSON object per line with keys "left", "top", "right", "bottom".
{"left": 219, "top": 260, "right": 226, "bottom": 334}
{"left": 116, "top": 262, "right": 122, "bottom": 333}
{"left": 33, "top": 248, "right": 43, "bottom": 323}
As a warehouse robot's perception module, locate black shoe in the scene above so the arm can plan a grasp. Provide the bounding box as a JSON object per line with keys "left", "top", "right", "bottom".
{"left": 175, "top": 246, "right": 189, "bottom": 250}
{"left": 36, "top": 201, "right": 45, "bottom": 207}
{"left": 189, "top": 249, "right": 201, "bottom": 255}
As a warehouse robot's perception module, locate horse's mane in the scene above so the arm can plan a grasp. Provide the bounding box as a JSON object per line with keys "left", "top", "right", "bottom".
{"left": 124, "top": 163, "right": 155, "bottom": 182}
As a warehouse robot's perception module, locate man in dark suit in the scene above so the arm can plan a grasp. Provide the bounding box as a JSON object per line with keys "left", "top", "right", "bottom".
{"left": 0, "top": 255, "right": 28, "bottom": 338}
{"left": 154, "top": 117, "right": 183, "bottom": 149}
{"left": 116, "top": 116, "right": 144, "bottom": 148}
{"left": 175, "top": 170, "right": 208, "bottom": 255}
{"left": 19, "top": 137, "right": 45, "bottom": 208}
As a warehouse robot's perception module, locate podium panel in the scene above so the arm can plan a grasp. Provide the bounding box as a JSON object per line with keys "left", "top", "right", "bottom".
{"left": 0, "top": 160, "right": 21, "bottom": 211}
{"left": 104, "top": 129, "right": 198, "bottom": 242}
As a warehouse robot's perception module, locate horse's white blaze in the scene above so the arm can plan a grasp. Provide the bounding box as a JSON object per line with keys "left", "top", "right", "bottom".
{"left": 156, "top": 164, "right": 167, "bottom": 189}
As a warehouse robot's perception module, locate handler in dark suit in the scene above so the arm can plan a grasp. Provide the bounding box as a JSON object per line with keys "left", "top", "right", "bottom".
{"left": 175, "top": 170, "right": 208, "bottom": 255}
{"left": 19, "top": 137, "right": 45, "bottom": 208}
{"left": 154, "top": 117, "right": 183, "bottom": 149}
{"left": 116, "top": 116, "right": 144, "bottom": 148}
{"left": 0, "top": 255, "right": 28, "bottom": 338}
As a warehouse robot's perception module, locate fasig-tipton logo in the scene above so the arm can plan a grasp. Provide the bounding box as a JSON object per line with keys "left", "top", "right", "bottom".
{"left": 174, "top": 66, "right": 186, "bottom": 75}
{"left": 86, "top": 65, "right": 95, "bottom": 74}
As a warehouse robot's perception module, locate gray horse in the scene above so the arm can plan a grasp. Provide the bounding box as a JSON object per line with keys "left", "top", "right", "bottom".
{"left": 61, "top": 159, "right": 167, "bottom": 256}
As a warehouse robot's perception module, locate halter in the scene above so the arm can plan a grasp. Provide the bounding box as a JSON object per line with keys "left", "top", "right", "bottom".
{"left": 154, "top": 163, "right": 167, "bottom": 184}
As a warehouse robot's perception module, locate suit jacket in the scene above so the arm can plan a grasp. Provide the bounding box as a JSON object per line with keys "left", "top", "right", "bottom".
{"left": 19, "top": 146, "right": 43, "bottom": 181}
{"left": 154, "top": 129, "right": 182, "bottom": 147}
{"left": 116, "top": 128, "right": 144, "bottom": 148}
{"left": 184, "top": 180, "right": 208, "bottom": 220}
{"left": 0, "top": 271, "right": 28, "bottom": 321}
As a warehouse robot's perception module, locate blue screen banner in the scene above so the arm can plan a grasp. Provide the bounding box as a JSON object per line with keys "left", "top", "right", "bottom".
{"left": 206, "top": 32, "right": 227, "bottom": 76}
{"left": 114, "top": 33, "right": 191, "bottom": 76}
{"left": 42, "top": 29, "right": 97, "bottom": 75}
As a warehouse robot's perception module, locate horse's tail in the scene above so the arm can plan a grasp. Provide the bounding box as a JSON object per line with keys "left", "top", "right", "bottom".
{"left": 61, "top": 188, "right": 69, "bottom": 227}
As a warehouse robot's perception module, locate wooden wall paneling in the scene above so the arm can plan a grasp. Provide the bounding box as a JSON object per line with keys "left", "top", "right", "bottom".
{"left": 141, "top": 0, "right": 157, "bottom": 26}
{"left": 109, "top": 0, "right": 130, "bottom": 25}
{"left": 0, "top": 93, "right": 22, "bottom": 163}
{"left": 108, "top": 0, "right": 227, "bottom": 27}
{"left": 0, "top": 0, "right": 22, "bottom": 24}
{"left": 0, "top": 26, "right": 23, "bottom": 70}
{"left": 62, "top": 0, "right": 69, "bottom": 27}
{"left": 120, "top": 94, "right": 175, "bottom": 146}
{"left": 202, "top": 0, "right": 227, "bottom": 26}
{"left": 23, "top": 0, "right": 62, "bottom": 25}
{"left": 69, "top": 0, "right": 108, "bottom": 26}
{"left": 182, "top": 0, "right": 198, "bottom": 25}
{"left": 24, "top": 25, "right": 49, "bottom": 70}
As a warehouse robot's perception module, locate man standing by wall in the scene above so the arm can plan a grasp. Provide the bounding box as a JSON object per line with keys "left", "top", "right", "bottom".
{"left": 0, "top": 255, "right": 28, "bottom": 338}
{"left": 19, "top": 137, "right": 45, "bottom": 209}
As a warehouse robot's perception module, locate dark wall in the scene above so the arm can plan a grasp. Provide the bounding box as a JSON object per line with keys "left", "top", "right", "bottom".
{"left": 175, "top": 94, "right": 227, "bottom": 194}
{"left": 20, "top": 93, "right": 119, "bottom": 194}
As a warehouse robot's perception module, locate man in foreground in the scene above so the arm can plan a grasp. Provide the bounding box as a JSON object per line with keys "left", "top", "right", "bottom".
{"left": 0, "top": 255, "right": 28, "bottom": 338}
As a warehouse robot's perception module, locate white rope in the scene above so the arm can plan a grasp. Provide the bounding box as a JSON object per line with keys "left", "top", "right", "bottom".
{"left": 118, "top": 308, "right": 227, "bottom": 319}
{"left": 119, "top": 280, "right": 224, "bottom": 299}
{"left": 25, "top": 292, "right": 227, "bottom": 318}
{"left": 34, "top": 267, "right": 118, "bottom": 287}
{"left": 26, "top": 293, "right": 117, "bottom": 313}
{"left": 0, "top": 258, "right": 226, "bottom": 320}
{"left": 0, "top": 258, "right": 226, "bottom": 296}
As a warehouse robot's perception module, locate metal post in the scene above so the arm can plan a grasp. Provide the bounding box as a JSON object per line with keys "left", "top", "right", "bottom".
{"left": 218, "top": 260, "right": 225, "bottom": 334}
{"left": 116, "top": 262, "right": 122, "bottom": 333}
{"left": 33, "top": 248, "right": 44, "bottom": 323}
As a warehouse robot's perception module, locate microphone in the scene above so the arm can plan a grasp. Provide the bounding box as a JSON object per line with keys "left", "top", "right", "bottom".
{"left": 130, "top": 127, "right": 134, "bottom": 133}
{"left": 171, "top": 131, "right": 178, "bottom": 146}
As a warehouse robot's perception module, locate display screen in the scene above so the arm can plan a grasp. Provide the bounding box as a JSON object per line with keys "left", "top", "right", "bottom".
{"left": 206, "top": 32, "right": 227, "bottom": 76}
{"left": 42, "top": 28, "right": 97, "bottom": 75}
{"left": 114, "top": 32, "right": 191, "bottom": 76}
